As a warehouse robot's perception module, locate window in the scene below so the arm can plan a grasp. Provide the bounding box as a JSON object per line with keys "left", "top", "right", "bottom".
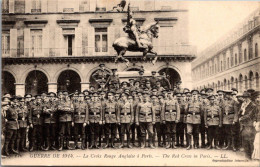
{"left": 227, "top": 57, "right": 229, "bottom": 69}
{"left": 95, "top": 28, "right": 107, "bottom": 53}
{"left": 31, "top": 0, "right": 41, "bottom": 13}
{"left": 221, "top": 61, "right": 223, "bottom": 71}
{"left": 244, "top": 49, "right": 247, "bottom": 62}
{"left": 2, "top": 31, "right": 10, "bottom": 57}
{"left": 231, "top": 53, "right": 234, "bottom": 67}
{"left": 239, "top": 45, "right": 242, "bottom": 63}
{"left": 31, "top": 29, "right": 42, "bottom": 57}
{"left": 255, "top": 43, "right": 258, "bottom": 57}
{"left": 2, "top": 0, "right": 9, "bottom": 13}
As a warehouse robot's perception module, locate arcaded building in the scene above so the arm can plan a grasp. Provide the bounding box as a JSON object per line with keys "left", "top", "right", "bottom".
{"left": 2, "top": 0, "right": 196, "bottom": 96}
{"left": 192, "top": 8, "right": 260, "bottom": 93}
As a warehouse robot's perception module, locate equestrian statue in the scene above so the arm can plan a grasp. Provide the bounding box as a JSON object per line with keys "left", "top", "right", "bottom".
{"left": 112, "top": 3, "right": 159, "bottom": 67}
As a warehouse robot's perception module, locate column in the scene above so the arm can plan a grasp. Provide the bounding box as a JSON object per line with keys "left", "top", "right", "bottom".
{"left": 15, "top": 83, "right": 25, "bottom": 96}
{"left": 81, "top": 82, "right": 90, "bottom": 91}
{"left": 48, "top": 82, "right": 57, "bottom": 93}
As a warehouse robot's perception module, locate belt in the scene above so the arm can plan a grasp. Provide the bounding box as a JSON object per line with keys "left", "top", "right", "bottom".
{"left": 7, "top": 119, "right": 17, "bottom": 121}
{"left": 76, "top": 112, "right": 85, "bottom": 115}
{"left": 165, "top": 110, "right": 176, "bottom": 113}
{"left": 89, "top": 112, "right": 100, "bottom": 116}
{"left": 140, "top": 113, "right": 152, "bottom": 116}
{"left": 207, "top": 115, "right": 219, "bottom": 118}
{"left": 33, "top": 114, "right": 41, "bottom": 118}
{"left": 106, "top": 112, "right": 116, "bottom": 115}
{"left": 120, "top": 113, "right": 131, "bottom": 116}
{"left": 156, "top": 114, "right": 161, "bottom": 117}
{"left": 187, "top": 112, "right": 200, "bottom": 115}
{"left": 225, "top": 112, "right": 234, "bottom": 115}
{"left": 18, "top": 118, "right": 26, "bottom": 121}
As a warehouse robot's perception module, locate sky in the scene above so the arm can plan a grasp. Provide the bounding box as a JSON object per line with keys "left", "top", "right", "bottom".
{"left": 187, "top": 1, "right": 259, "bottom": 53}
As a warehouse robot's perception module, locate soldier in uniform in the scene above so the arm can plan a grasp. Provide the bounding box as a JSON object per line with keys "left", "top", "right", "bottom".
{"left": 136, "top": 70, "right": 147, "bottom": 87}
{"left": 3, "top": 96, "right": 20, "bottom": 156}
{"left": 163, "top": 91, "right": 180, "bottom": 149}
{"left": 103, "top": 92, "right": 118, "bottom": 148}
{"left": 151, "top": 95, "right": 164, "bottom": 147}
{"left": 136, "top": 91, "right": 155, "bottom": 149}
{"left": 222, "top": 90, "right": 239, "bottom": 150}
{"left": 2, "top": 97, "right": 10, "bottom": 157}
{"left": 17, "top": 96, "right": 29, "bottom": 152}
{"left": 92, "top": 64, "right": 110, "bottom": 83}
{"left": 106, "top": 69, "right": 120, "bottom": 90}
{"left": 29, "top": 95, "right": 44, "bottom": 151}
{"left": 84, "top": 95, "right": 92, "bottom": 149}
{"left": 57, "top": 91, "right": 74, "bottom": 151}
{"left": 160, "top": 72, "right": 171, "bottom": 89}
{"left": 176, "top": 92, "right": 186, "bottom": 147}
{"left": 204, "top": 95, "right": 222, "bottom": 149}
{"left": 42, "top": 92, "right": 58, "bottom": 150}
{"left": 185, "top": 90, "right": 203, "bottom": 150}
{"left": 239, "top": 91, "right": 258, "bottom": 159}
{"left": 88, "top": 92, "right": 103, "bottom": 149}
{"left": 73, "top": 93, "right": 88, "bottom": 150}
{"left": 118, "top": 92, "right": 134, "bottom": 148}
{"left": 149, "top": 71, "right": 159, "bottom": 88}
{"left": 129, "top": 79, "right": 135, "bottom": 92}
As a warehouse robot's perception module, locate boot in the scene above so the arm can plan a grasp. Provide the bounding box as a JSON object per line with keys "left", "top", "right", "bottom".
{"left": 94, "top": 138, "right": 99, "bottom": 149}
{"left": 223, "top": 138, "right": 231, "bottom": 150}
{"left": 66, "top": 138, "right": 72, "bottom": 150}
{"left": 21, "top": 139, "right": 28, "bottom": 152}
{"left": 127, "top": 136, "right": 133, "bottom": 148}
{"left": 172, "top": 136, "right": 177, "bottom": 149}
{"left": 140, "top": 137, "right": 145, "bottom": 149}
{"left": 207, "top": 144, "right": 212, "bottom": 150}
{"left": 194, "top": 135, "right": 198, "bottom": 149}
{"left": 186, "top": 135, "right": 192, "bottom": 150}
{"left": 16, "top": 139, "right": 20, "bottom": 152}
{"left": 30, "top": 140, "right": 36, "bottom": 152}
{"left": 152, "top": 135, "right": 156, "bottom": 148}
{"left": 111, "top": 136, "right": 115, "bottom": 148}
{"left": 89, "top": 135, "right": 94, "bottom": 149}
{"left": 3, "top": 141, "right": 10, "bottom": 156}
{"left": 149, "top": 138, "right": 155, "bottom": 149}
{"left": 11, "top": 142, "right": 19, "bottom": 154}
{"left": 74, "top": 138, "right": 79, "bottom": 150}
{"left": 58, "top": 137, "right": 63, "bottom": 151}
{"left": 232, "top": 137, "right": 237, "bottom": 152}
{"left": 51, "top": 141, "right": 56, "bottom": 150}
{"left": 165, "top": 135, "right": 171, "bottom": 149}
{"left": 118, "top": 135, "right": 124, "bottom": 148}
{"left": 158, "top": 135, "right": 163, "bottom": 147}
{"left": 215, "top": 139, "right": 221, "bottom": 150}
{"left": 176, "top": 135, "right": 180, "bottom": 147}
{"left": 81, "top": 138, "right": 85, "bottom": 150}
{"left": 103, "top": 137, "right": 109, "bottom": 149}
{"left": 44, "top": 138, "right": 50, "bottom": 151}
{"left": 180, "top": 134, "right": 184, "bottom": 147}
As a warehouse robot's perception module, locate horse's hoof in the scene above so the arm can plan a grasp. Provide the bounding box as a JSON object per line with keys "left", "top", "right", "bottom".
{"left": 152, "top": 57, "right": 158, "bottom": 65}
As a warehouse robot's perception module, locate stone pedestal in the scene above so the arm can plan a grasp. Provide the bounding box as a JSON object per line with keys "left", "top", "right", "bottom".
{"left": 81, "top": 82, "right": 90, "bottom": 91}
{"left": 15, "top": 83, "right": 25, "bottom": 96}
{"left": 48, "top": 83, "right": 57, "bottom": 93}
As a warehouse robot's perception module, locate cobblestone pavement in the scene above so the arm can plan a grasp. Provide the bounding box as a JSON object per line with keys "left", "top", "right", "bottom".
{"left": 2, "top": 146, "right": 260, "bottom": 166}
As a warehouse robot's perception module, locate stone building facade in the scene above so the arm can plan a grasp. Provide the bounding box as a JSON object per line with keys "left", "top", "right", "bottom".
{"left": 192, "top": 8, "right": 260, "bottom": 93}
{"left": 2, "top": 0, "right": 196, "bottom": 96}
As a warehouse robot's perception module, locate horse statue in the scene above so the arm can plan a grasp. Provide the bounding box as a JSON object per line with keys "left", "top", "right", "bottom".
{"left": 112, "top": 21, "right": 159, "bottom": 67}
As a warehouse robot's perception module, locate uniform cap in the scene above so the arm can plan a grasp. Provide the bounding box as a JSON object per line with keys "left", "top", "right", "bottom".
{"left": 150, "top": 94, "right": 157, "bottom": 99}
{"left": 206, "top": 88, "right": 214, "bottom": 93}
{"left": 207, "top": 95, "right": 215, "bottom": 100}
{"left": 48, "top": 92, "right": 56, "bottom": 97}
{"left": 191, "top": 90, "right": 199, "bottom": 95}
{"left": 99, "top": 63, "right": 105, "bottom": 67}
{"left": 242, "top": 91, "right": 251, "bottom": 97}
{"left": 3, "top": 93, "right": 11, "bottom": 99}
{"left": 63, "top": 91, "right": 69, "bottom": 96}
{"left": 151, "top": 71, "right": 156, "bottom": 74}
{"left": 35, "top": 94, "right": 42, "bottom": 99}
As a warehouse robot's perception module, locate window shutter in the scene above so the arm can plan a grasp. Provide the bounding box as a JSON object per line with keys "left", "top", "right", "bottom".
{"left": 25, "top": 0, "right": 32, "bottom": 13}
{"left": 42, "top": 26, "right": 49, "bottom": 57}
{"left": 89, "top": 0, "right": 96, "bottom": 11}
{"left": 42, "top": 0, "right": 47, "bottom": 13}
{"left": 88, "top": 27, "right": 94, "bottom": 55}
{"left": 9, "top": 0, "right": 14, "bottom": 13}
{"left": 55, "top": 27, "right": 63, "bottom": 56}
{"left": 24, "top": 28, "right": 31, "bottom": 57}
{"left": 75, "top": 27, "right": 82, "bottom": 56}
{"left": 108, "top": 26, "right": 115, "bottom": 55}
{"left": 10, "top": 29, "right": 17, "bottom": 57}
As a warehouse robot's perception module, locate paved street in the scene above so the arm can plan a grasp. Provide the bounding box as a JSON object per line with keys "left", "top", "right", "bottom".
{"left": 2, "top": 146, "right": 260, "bottom": 166}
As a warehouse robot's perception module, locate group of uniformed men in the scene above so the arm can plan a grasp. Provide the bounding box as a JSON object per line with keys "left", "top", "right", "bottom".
{"left": 1, "top": 69, "right": 260, "bottom": 160}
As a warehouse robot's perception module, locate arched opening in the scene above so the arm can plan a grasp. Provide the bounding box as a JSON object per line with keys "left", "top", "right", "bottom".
{"left": 227, "top": 80, "right": 230, "bottom": 90}
{"left": 224, "top": 79, "right": 227, "bottom": 90}
{"left": 2, "top": 71, "right": 16, "bottom": 96}
{"left": 231, "top": 77, "right": 234, "bottom": 88}
{"left": 256, "top": 72, "right": 259, "bottom": 90}
{"left": 249, "top": 71, "right": 254, "bottom": 89}
{"left": 235, "top": 78, "right": 238, "bottom": 90}
{"left": 244, "top": 75, "right": 248, "bottom": 90}
{"left": 158, "top": 68, "right": 181, "bottom": 89}
{"left": 57, "top": 70, "right": 81, "bottom": 93}
{"left": 25, "top": 70, "right": 48, "bottom": 96}
{"left": 218, "top": 81, "right": 220, "bottom": 89}
{"left": 239, "top": 74, "right": 243, "bottom": 92}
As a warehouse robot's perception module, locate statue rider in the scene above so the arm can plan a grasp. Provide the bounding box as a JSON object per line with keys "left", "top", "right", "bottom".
{"left": 123, "top": 4, "right": 144, "bottom": 49}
